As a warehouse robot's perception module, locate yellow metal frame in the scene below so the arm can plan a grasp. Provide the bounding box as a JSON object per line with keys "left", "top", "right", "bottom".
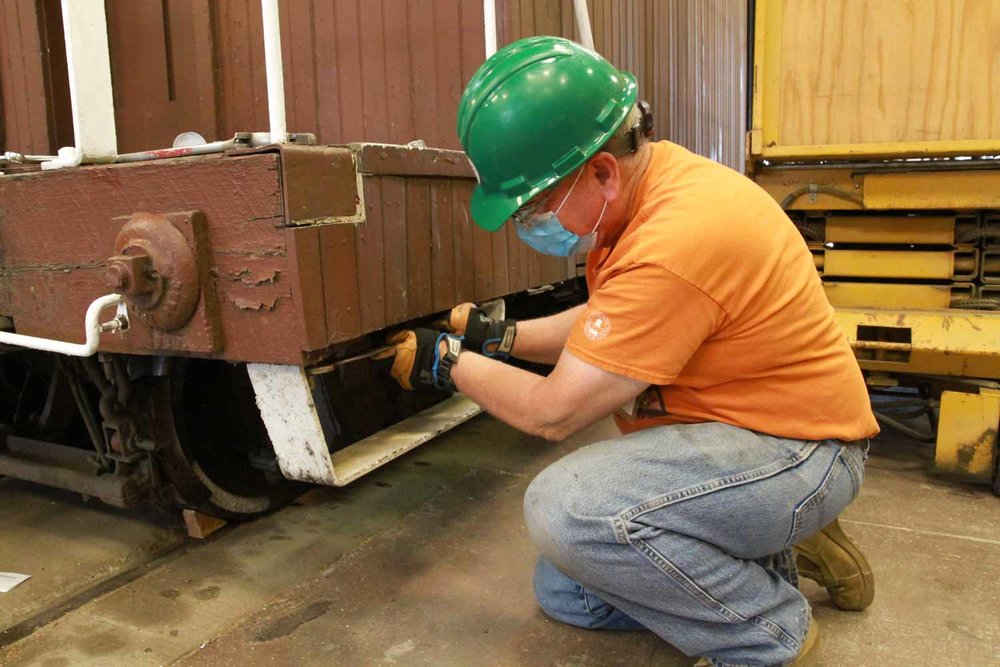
{"left": 755, "top": 168, "right": 1000, "bottom": 211}
{"left": 750, "top": 0, "right": 1000, "bottom": 162}
{"left": 836, "top": 308, "right": 1000, "bottom": 380}
{"left": 935, "top": 390, "right": 999, "bottom": 484}
{"left": 822, "top": 283, "right": 964, "bottom": 310}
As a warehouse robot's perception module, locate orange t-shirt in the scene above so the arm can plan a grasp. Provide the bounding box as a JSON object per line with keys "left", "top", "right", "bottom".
{"left": 565, "top": 141, "right": 879, "bottom": 442}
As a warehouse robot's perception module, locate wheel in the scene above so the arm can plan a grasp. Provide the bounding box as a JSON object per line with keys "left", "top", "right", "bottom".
{"left": 151, "top": 359, "right": 302, "bottom": 519}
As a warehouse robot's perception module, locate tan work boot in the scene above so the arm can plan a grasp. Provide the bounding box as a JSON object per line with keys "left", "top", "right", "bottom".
{"left": 694, "top": 618, "right": 820, "bottom": 666}
{"left": 794, "top": 518, "right": 874, "bottom": 611}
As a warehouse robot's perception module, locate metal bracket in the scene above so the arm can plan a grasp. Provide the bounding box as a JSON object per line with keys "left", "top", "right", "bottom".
{"left": 42, "top": 0, "right": 117, "bottom": 170}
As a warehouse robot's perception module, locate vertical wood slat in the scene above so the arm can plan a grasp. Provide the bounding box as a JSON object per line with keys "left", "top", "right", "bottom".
{"left": 331, "top": 0, "right": 365, "bottom": 140}
{"left": 381, "top": 176, "right": 408, "bottom": 323}
{"left": 505, "top": 214, "right": 524, "bottom": 293}
{"left": 357, "top": 0, "right": 390, "bottom": 141}
{"left": 472, "top": 222, "right": 495, "bottom": 301}
{"left": 357, "top": 178, "right": 387, "bottom": 332}
{"left": 0, "top": 0, "right": 52, "bottom": 154}
{"left": 280, "top": 0, "right": 318, "bottom": 141}
{"left": 286, "top": 226, "right": 328, "bottom": 351}
{"left": 311, "top": 0, "right": 341, "bottom": 142}
{"left": 106, "top": 0, "right": 169, "bottom": 150}
{"left": 319, "top": 224, "right": 362, "bottom": 342}
{"left": 453, "top": 182, "right": 477, "bottom": 305}
{"left": 409, "top": 1, "right": 439, "bottom": 148}
{"left": 405, "top": 178, "right": 434, "bottom": 319}
{"left": 382, "top": 0, "right": 414, "bottom": 144}
{"left": 215, "top": 0, "right": 267, "bottom": 140}
{"left": 430, "top": 179, "right": 457, "bottom": 310}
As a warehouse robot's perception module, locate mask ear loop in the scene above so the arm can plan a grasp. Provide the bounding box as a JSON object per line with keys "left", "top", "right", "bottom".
{"left": 590, "top": 199, "right": 608, "bottom": 235}
{"left": 553, "top": 167, "right": 586, "bottom": 216}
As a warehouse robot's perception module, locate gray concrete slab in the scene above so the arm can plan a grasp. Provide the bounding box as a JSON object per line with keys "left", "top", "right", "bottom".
{"left": 0, "top": 477, "right": 184, "bottom": 635}
{"left": 0, "top": 417, "right": 998, "bottom": 667}
{"left": 0, "top": 416, "right": 616, "bottom": 667}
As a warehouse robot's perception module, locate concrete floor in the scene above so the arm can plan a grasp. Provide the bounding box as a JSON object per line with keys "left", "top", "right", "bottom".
{"left": 0, "top": 416, "right": 998, "bottom": 666}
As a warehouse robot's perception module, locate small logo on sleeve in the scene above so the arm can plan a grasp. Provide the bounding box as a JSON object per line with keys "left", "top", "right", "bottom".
{"left": 584, "top": 312, "right": 611, "bottom": 341}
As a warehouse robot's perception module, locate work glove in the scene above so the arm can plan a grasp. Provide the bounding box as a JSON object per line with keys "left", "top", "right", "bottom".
{"left": 438, "top": 302, "right": 517, "bottom": 360}
{"left": 373, "top": 328, "right": 460, "bottom": 392}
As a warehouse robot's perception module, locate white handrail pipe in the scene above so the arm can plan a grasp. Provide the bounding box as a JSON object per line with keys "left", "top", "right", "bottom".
{"left": 261, "top": 0, "right": 287, "bottom": 144}
{"left": 43, "top": 0, "right": 117, "bottom": 170}
{"left": 484, "top": 0, "right": 498, "bottom": 58}
{"left": 572, "top": 0, "right": 595, "bottom": 51}
{"left": 0, "top": 295, "right": 127, "bottom": 357}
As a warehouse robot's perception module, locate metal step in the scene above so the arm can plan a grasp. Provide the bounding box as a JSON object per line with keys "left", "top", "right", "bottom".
{"left": 328, "top": 395, "right": 481, "bottom": 486}
{"left": 248, "top": 362, "right": 482, "bottom": 487}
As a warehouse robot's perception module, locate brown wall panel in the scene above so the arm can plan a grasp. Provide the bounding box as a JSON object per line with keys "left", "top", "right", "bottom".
{"left": 0, "top": 0, "right": 60, "bottom": 155}
{"left": 498, "top": 0, "right": 746, "bottom": 171}
{"left": 208, "top": 0, "right": 486, "bottom": 151}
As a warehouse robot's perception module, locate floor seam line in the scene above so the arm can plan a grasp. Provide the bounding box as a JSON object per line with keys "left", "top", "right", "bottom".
{"left": 840, "top": 518, "right": 1000, "bottom": 546}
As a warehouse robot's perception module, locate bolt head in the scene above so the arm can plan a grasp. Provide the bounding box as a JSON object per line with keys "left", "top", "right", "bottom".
{"left": 106, "top": 263, "right": 129, "bottom": 291}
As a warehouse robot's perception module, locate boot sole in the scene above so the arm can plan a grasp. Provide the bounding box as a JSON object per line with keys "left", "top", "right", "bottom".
{"left": 795, "top": 521, "right": 875, "bottom": 611}
{"left": 822, "top": 519, "right": 875, "bottom": 610}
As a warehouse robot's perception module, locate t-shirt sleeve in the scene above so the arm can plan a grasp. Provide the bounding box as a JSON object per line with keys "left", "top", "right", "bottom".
{"left": 565, "top": 263, "right": 726, "bottom": 385}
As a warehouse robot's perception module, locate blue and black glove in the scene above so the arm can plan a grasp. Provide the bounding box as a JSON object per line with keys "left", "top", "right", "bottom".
{"left": 440, "top": 303, "right": 516, "bottom": 360}
{"left": 374, "top": 328, "right": 462, "bottom": 392}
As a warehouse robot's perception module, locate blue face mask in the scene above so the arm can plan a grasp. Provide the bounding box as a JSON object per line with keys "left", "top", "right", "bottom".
{"left": 515, "top": 169, "right": 607, "bottom": 257}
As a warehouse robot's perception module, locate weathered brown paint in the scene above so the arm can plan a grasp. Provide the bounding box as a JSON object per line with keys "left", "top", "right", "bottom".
{"left": 278, "top": 145, "right": 359, "bottom": 224}
{"left": 318, "top": 223, "right": 361, "bottom": 342}
{"left": 0, "top": 153, "right": 297, "bottom": 361}
{"left": 354, "top": 144, "right": 473, "bottom": 179}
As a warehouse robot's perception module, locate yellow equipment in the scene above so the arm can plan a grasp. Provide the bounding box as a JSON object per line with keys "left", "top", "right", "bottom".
{"left": 748, "top": 0, "right": 1000, "bottom": 493}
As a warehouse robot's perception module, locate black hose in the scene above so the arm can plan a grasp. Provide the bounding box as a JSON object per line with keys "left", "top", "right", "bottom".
{"left": 952, "top": 298, "right": 1000, "bottom": 311}
{"left": 781, "top": 185, "right": 865, "bottom": 210}
{"left": 874, "top": 410, "right": 936, "bottom": 443}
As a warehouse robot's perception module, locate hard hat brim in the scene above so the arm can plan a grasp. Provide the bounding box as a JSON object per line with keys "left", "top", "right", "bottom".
{"left": 470, "top": 185, "right": 521, "bottom": 232}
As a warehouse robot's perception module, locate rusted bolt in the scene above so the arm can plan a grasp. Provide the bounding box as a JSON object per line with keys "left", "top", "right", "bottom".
{"left": 106, "top": 263, "right": 129, "bottom": 291}
{"left": 105, "top": 253, "right": 155, "bottom": 298}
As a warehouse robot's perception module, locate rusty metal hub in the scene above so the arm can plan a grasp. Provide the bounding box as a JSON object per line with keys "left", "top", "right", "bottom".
{"left": 109, "top": 212, "right": 200, "bottom": 332}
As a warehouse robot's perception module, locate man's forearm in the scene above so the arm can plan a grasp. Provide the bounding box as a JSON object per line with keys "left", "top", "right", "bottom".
{"left": 511, "top": 304, "right": 585, "bottom": 365}
{"left": 450, "top": 351, "right": 573, "bottom": 440}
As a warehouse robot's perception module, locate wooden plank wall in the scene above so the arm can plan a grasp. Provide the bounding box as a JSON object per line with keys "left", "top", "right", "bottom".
{"left": 663, "top": 0, "right": 747, "bottom": 171}
{"left": 104, "top": 0, "right": 217, "bottom": 152}
{"left": 210, "top": 0, "right": 486, "bottom": 151}
{"left": 0, "top": 0, "right": 70, "bottom": 156}
{"left": 1, "top": 0, "right": 747, "bottom": 174}
{"left": 351, "top": 173, "right": 571, "bottom": 335}
{"left": 498, "top": 0, "right": 746, "bottom": 171}
{"left": 777, "top": 0, "right": 999, "bottom": 148}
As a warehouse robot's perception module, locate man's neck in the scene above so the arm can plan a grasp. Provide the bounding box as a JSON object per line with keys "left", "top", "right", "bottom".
{"left": 602, "top": 142, "right": 654, "bottom": 248}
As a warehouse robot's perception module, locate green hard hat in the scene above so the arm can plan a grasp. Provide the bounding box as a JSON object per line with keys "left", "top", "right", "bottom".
{"left": 457, "top": 36, "right": 638, "bottom": 232}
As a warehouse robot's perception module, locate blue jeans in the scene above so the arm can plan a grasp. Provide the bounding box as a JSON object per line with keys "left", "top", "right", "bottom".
{"left": 523, "top": 422, "right": 866, "bottom": 667}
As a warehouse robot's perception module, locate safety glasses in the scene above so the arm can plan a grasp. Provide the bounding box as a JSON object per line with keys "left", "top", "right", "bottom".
{"left": 510, "top": 188, "right": 555, "bottom": 227}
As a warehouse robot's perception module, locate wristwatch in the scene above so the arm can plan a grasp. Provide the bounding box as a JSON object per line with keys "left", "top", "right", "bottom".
{"left": 434, "top": 333, "right": 463, "bottom": 392}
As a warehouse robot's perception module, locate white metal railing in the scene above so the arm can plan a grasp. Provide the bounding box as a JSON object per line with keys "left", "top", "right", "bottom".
{"left": 0, "top": 294, "right": 128, "bottom": 356}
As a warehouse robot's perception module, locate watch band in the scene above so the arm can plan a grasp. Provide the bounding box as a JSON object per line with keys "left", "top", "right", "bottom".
{"left": 433, "top": 333, "right": 463, "bottom": 393}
